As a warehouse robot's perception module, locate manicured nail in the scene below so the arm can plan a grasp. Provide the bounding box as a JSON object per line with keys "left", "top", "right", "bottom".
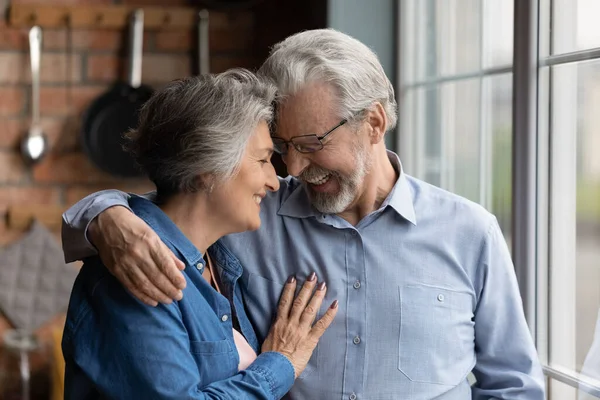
{"left": 317, "top": 281, "right": 326, "bottom": 291}
{"left": 287, "top": 275, "right": 296, "bottom": 284}
{"left": 330, "top": 300, "right": 339, "bottom": 309}
{"left": 308, "top": 272, "right": 317, "bottom": 281}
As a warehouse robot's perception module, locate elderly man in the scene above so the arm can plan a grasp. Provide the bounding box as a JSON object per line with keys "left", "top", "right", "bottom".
{"left": 61, "top": 29, "right": 545, "bottom": 399}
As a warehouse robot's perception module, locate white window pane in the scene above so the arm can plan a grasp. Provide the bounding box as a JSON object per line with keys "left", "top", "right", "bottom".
{"left": 485, "top": 74, "right": 513, "bottom": 242}
{"left": 552, "top": 0, "right": 600, "bottom": 54}
{"left": 482, "top": 0, "right": 514, "bottom": 67}
{"left": 548, "top": 378, "right": 596, "bottom": 400}
{"left": 401, "top": 0, "right": 483, "bottom": 82}
{"left": 548, "top": 60, "right": 600, "bottom": 380}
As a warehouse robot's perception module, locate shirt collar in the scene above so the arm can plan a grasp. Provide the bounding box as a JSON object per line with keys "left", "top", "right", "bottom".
{"left": 277, "top": 150, "right": 417, "bottom": 225}
{"left": 128, "top": 195, "right": 204, "bottom": 268}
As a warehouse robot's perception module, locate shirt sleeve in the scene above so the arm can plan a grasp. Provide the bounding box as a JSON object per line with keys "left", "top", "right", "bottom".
{"left": 471, "top": 217, "right": 546, "bottom": 399}
{"left": 61, "top": 189, "right": 135, "bottom": 263}
{"left": 67, "top": 267, "right": 295, "bottom": 400}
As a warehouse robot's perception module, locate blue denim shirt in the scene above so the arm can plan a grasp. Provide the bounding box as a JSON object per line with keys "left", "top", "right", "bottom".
{"left": 62, "top": 151, "right": 546, "bottom": 400}
{"left": 62, "top": 195, "right": 294, "bottom": 400}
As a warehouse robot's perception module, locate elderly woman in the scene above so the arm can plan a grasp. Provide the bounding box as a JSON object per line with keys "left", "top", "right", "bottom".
{"left": 62, "top": 69, "right": 338, "bottom": 399}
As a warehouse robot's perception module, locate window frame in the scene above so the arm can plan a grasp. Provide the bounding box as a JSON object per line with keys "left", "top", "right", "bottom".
{"left": 396, "top": 0, "right": 600, "bottom": 397}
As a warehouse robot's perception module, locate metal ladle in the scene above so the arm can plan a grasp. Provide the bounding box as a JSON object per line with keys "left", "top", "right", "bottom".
{"left": 21, "top": 26, "right": 47, "bottom": 164}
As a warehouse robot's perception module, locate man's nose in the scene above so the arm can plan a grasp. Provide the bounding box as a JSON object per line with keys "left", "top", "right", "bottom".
{"left": 282, "top": 148, "right": 310, "bottom": 177}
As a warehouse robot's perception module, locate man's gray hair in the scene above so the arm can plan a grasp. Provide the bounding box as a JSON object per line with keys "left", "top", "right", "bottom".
{"left": 258, "top": 28, "right": 397, "bottom": 131}
{"left": 125, "top": 68, "right": 277, "bottom": 199}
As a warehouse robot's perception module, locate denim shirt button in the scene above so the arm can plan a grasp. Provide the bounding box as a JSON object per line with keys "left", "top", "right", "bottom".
{"left": 353, "top": 280, "right": 361, "bottom": 289}
{"left": 350, "top": 393, "right": 357, "bottom": 400}
{"left": 221, "top": 314, "right": 229, "bottom": 322}
{"left": 353, "top": 336, "right": 361, "bottom": 345}
{"left": 437, "top": 294, "right": 445, "bottom": 302}
{"left": 196, "top": 263, "right": 202, "bottom": 270}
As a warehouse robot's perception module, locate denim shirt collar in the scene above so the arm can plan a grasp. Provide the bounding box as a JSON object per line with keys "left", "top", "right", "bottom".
{"left": 128, "top": 195, "right": 204, "bottom": 268}
{"left": 277, "top": 150, "right": 417, "bottom": 225}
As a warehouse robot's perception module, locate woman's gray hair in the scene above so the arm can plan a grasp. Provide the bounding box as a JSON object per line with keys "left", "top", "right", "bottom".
{"left": 258, "top": 28, "right": 397, "bottom": 131}
{"left": 125, "top": 68, "right": 277, "bottom": 199}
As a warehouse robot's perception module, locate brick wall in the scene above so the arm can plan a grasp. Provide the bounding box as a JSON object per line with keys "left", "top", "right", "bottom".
{"left": 0, "top": 0, "right": 325, "bottom": 396}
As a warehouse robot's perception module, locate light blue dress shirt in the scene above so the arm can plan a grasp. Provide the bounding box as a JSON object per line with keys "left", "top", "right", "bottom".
{"left": 62, "top": 151, "right": 546, "bottom": 400}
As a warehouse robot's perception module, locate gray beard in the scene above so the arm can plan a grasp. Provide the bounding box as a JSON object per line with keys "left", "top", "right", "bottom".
{"left": 302, "top": 144, "right": 373, "bottom": 214}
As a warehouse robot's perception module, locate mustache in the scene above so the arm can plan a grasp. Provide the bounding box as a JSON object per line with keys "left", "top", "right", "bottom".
{"left": 299, "top": 166, "right": 334, "bottom": 181}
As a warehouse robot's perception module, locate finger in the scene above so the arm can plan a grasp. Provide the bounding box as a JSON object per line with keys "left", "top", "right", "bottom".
{"left": 117, "top": 270, "right": 158, "bottom": 307}
{"left": 124, "top": 260, "right": 174, "bottom": 305}
{"left": 276, "top": 275, "right": 297, "bottom": 319}
{"left": 288, "top": 272, "right": 318, "bottom": 321}
{"left": 299, "top": 281, "right": 327, "bottom": 327}
{"left": 309, "top": 300, "right": 339, "bottom": 340}
{"left": 148, "top": 241, "right": 186, "bottom": 300}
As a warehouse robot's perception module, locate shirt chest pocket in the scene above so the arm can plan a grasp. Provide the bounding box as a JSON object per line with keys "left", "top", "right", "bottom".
{"left": 189, "top": 339, "right": 237, "bottom": 382}
{"left": 398, "top": 284, "right": 475, "bottom": 385}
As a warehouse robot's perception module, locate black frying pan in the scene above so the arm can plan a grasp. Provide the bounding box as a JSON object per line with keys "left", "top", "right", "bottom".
{"left": 81, "top": 9, "right": 153, "bottom": 178}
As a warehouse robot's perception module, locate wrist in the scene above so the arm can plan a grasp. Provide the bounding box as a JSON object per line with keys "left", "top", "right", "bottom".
{"left": 89, "top": 205, "right": 130, "bottom": 246}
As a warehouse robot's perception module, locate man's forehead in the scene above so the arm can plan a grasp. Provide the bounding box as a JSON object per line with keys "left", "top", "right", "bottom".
{"left": 275, "top": 85, "right": 338, "bottom": 136}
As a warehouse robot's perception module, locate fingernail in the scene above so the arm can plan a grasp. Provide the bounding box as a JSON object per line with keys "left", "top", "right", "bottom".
{"left": 175, "top": 290, "right": 183, "bottom": 301}
{"left": 330, "top": 300, "right": 339, "bottom": 309}
{"left": 317, "top": 281, "right": 326, "bottom": 291}
{"left": 308, "top": 272, "right": 316, "bottom": 281}
{"left": 287, "top": 275, "right": 296, "bottom": 284}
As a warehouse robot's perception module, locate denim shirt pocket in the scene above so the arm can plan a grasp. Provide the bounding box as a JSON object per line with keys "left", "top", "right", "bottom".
{"left": 244, "top": 272, "right": 318, "bottom": 380}
{"left": 398, "top": 284, "right": 475, "bottom": 385}
{"left": 189, "top": 339, "right": 237, "bottom": 381}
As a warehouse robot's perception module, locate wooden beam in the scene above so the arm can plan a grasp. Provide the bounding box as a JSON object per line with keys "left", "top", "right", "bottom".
{"left": 8, "top": 4, "right": 200, "bottom": 30}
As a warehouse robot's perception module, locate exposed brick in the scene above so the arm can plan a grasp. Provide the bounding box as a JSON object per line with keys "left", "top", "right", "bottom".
{"left": 39, "top": 85, "right": 107, "bottom": 116}
{"left": 121, "top": 0, "right": 187, "bottom": 5}
{"left": 43, "top": 29, "right": 124, "bottom": 51}
{"left": 0, "top": 151, "right": 27, "bottom": 183}
{"left": 66, "top": 180, "right": 154, "bottom": 205}
{"left": 0, "top": 117, "right": 79, "bottom": 151}
{"left": 0, "top": 118, "right": 22, "bottom": 148}
{"left": 0, "top": 186, "right": 62, "bottom": 214}
{"left": 0, "top": 87, "right": 25, "bottom": 116}
{"left": 154, "top": 28, "right": 254, "bottom": 53}
{"left": 32, "top": 152, "right": 121, "bottom": 184}
{"left": 209, "top": 12, "right": 254, "bottom": 30}
{"left": 12, "top": 0, "right": 111, "bottom": 4}
{"left": 86, "top": 54, "right": 123, "bottom": 82}
{"left": 0, "top": 23, "right": 27, "bottom": 49}
{"left": 154, "top": 30, "right": 192, "bottom": 52}
{"left": 0, "top": 52, "right": 82, "bottom": 84}
{"left": 210, "top": 54, "right": 258, "bottom": 73}
{"left": 141, "top": 53, "right": 191, "bottom": 83}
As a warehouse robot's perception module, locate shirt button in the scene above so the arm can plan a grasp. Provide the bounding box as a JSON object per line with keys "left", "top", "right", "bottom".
{"left": 221, "top": 314, "right": 229, "bottom": 322}
{"left": 353, "top": 336, "right": 361, "bottom": 345}
{"left": 350, "top": 393, "right": 357, "bottom": 400}
{"left": 353, "top": 280, "right": 361, "bottom": 289}
{"left": 437, "top": 294, "right": 445, "bottom": 302}
{"left": 350, "top": 230, "right": 358, "bottom": 236}
{"left": 196, "top": 263, "right": 202, "bottom": 270}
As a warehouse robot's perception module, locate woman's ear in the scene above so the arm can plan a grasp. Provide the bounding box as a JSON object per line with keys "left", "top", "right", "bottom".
{"left": 366, "top": 102, "right": 388, "bottom": 144}
{"left": 196, "top": 174, "right": 216, "bottom": 194}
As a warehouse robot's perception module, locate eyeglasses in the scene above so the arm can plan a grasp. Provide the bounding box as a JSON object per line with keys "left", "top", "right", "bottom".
{"left": 271, "top": 119, "right": 348, "bottom": 156}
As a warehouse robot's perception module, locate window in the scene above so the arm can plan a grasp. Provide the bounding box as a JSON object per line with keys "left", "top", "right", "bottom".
{"left": 398, "top": 0, "right": 514, "bottom": 239}
{"left": 398, "top": 0, "right": 600, "bottom": 398}
{"left": 539, "top": 0, "right": 600, "bottom": 398}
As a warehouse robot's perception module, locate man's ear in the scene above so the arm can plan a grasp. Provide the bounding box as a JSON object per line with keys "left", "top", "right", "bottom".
{"left": 366, "top": 102, "right": 387, "bottom": 144}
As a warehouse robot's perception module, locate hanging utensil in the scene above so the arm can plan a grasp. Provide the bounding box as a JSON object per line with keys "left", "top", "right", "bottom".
{"left": 198, "top": 9, "right": 210, "bottom": 75}
{"left": 80, "top": 9, "right": 153, "bottom": 178}
{"left": 21, "top": 26, "right": 47, "bottom": 164}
